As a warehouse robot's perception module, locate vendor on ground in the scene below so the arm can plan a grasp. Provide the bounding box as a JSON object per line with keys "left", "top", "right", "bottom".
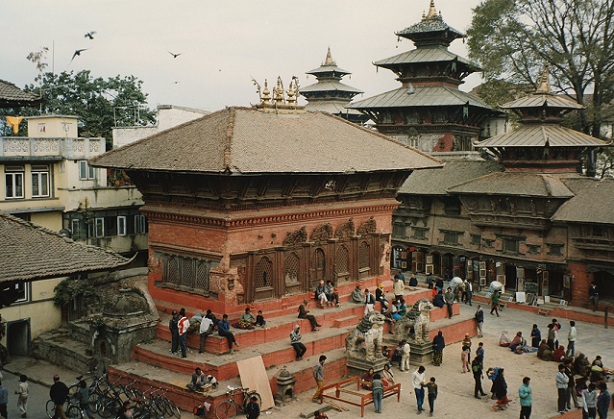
{"left": 237, "top": 307, "right": 257, "bottom": 329}
{"left": 537, "top": 339, "right": 552, "bottom": 361}
{"left": 187, "top": 367, "right": 207, "bottom": 391}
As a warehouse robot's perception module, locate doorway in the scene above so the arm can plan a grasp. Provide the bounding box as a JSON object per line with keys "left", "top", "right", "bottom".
{"left": 6, "top": 318, "right": 30, "bottom": 356}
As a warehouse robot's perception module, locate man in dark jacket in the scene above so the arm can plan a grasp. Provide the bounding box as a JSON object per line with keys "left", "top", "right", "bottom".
{"left": 245, "top": 395, "right": 260, "bottom": 418}
{"left": 50, "top": 374, "right": 69, "bottom": 419}
{"left": 169, "top": 310, "right": 179, "bottom": 355}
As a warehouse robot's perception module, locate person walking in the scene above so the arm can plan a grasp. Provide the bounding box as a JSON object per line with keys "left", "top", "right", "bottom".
{"left": 556, "top": 363, "right": 570, "bottom": 414}
{"left": 519, "top": 377, "right": 533, "bottom": 419}
{"left": 218, "top": 314, "right": 239, "bottom": 353}
{"left": 0, "top": 379, "right": 7, "bottom": 419}
{"left": 312, "top": 355, "right": 327, "bottom": 403}
{"left": 290, "top": 325, "right": 307, "bottom": 360}
{"left": 432, "top": 331, "right": 445, "bottom": 366}
{"left": 372, "top": 372, "right": 384, "bottom": 413}
{"left": 78, "top": 379, "right": 94, "bottom": 419}
{"left": 444, "top": 287, "right": 454, "bottom": 319}
{"left": 169, "top": 310, "right": 179, "bottom": 355}
{"left": 582, "top": 383, "right": 598, "bottom": 419}
{"left": 177, "top": 308, "right": 189, "bottom": 358}
{"left": 475, "top": 305, "right": 484, "bottom": 338}
{"left": 465, "top": 280, "right": 473, "bottom": 306}
{"left": 490, "top": 290, "right": 500, "bottom": 317}
{"left": 400, "top": 339, "right": 411, "bottom": 372}
{"left": 461, "top": 345, "right": 471, "bottom": 373}
{"left": 198, "top": 314, "right": 214, "bottom": 354}
{"left": 597, "top": 382, "right": 610, "bottom": 419}
{"left": 472, "top": 354, "right": 487, "bottom": 398}
{"left": 566, "top": 321, "right": 577, "bottom": 358}
{"left": 412, "top": 365, "right": 427, "bottom": 414}
{"left": 425, "top": 377, "right": 438, "bottom": 417}
{"left": 492, "top": 368, "right": 509, "bottom": 411}
{"left": 15, "top": 374, "right": 28, "bottom": 418}
{"left": 50, "top": 374, "right": 69, "bottom": 419}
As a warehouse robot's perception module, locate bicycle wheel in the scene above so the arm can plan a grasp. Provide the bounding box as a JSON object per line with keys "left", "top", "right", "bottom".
{"left": 46, "top": 400, "right": 56, "bottom": 418}
{"left": 99, "top": 398, "right": 121, "bottom": 418}
{"left": 164, "top": 398, "right": 181, "bottom": 419}
{"left": 242, "top": 391, "right": 262, "bottom": 411}
{"left": 88, "top": 391, "right": 101, "bottom": 413}
{"left": 215, "top": 400, "right": 238, "bottom": 419}
{"left": 67, "top": 404, "right": 83, "bottom": 419}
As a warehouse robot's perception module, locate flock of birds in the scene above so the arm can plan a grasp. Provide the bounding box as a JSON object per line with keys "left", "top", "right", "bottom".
{"left": 70, "top": 31, "right": 184, "bottom": 64}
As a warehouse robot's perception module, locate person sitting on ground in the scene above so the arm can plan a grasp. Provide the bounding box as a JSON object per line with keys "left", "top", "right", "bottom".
{"left": 552, "top": 345, "right": 566, "bottom": 363}
{"left": 236, "top": 307, "right": 256, "bottom": 329}
{"left": 499, "top": 331, "right": 511, "bottom": 347}
{"left": 255, "top": 310, "right": 266, "bottom": 327}
{"left": 573, "top": 353, "right": 591, "bottom": 378}
{"left": 361, "top": 368, "right": 375, "bottom": 390}
{"left": 432, "top": 290, "right": 445, "bottom": 308}
{"left": 537, "top": 339, "right": 553, "bottom": 361}
{"left": 435, "top": 276, "right": 444, "bottom": 291}
{"left": 298, "top": 299, "right": 321, "bottom": 332}
{"left": 187, "top": 367, "right": 207, "bottom": 391}
{"left": 592, "top": 355, "right": 604, "bottom": 368}
{"left": 381, "top": 363, "right": 395, "bottom": 385}
{"left": 325, "top": 280, "right": 340, "bottom": 307}
{"left": 245, "top": 395, "right": 260, "bottom": 419}
{"left": 509, "top": 331, "right": 525, "bottom": 351}
{"left": 376, "top": 284, "right": 389, "bottom": 312}
{"left": 350, "top": 285, "right": 363, "bottom": 303}
{"left": 409, "top": 273, "right": 418, "bottom": 287}
{"left": 314, "top": 410, "right": 329, "bottom": 419}
{"left": 315, "top": 279, "right": 328, "bottom": 307}
{"left": 290, "top": 324, "right": 307, "bottom": 360}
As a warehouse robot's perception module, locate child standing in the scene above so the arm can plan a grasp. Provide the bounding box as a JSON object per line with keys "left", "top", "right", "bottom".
{"left": 425, "top": 377, "right": 438, "bottom": 417}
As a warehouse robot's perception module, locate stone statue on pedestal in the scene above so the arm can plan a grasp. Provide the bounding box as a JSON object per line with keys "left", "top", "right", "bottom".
{"left": 394, "top": 298, "right": 434, "bottom": 344}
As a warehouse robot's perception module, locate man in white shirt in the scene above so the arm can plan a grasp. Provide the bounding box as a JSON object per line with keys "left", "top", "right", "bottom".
{"left": 178, "top": 308, "right": 190, "bottom": 358}
{"left": 566, "top": 320, "right": 577, "bottom": 358}
{"left": 400, "top": 339, "right": 411, "bottom": 372}
{"left": 412, "top": 365, "right": 427, "bottom": 414}
{"left": 199, "top": 315, "right": 214, "bottom": 354}
{"left": 394, "top": 276, "right": 405, "bottom": 302}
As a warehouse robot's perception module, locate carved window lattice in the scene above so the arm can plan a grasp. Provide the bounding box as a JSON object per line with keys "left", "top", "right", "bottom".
{"left": 196, "top": 261, "right": 210, "bottom": 289}
{"left": 181, "top": 258, "right": 195, "bottom": 287}
{"left": 335, "top": 245, "right": 349, "bottom": 275}
{"left": 358, "top": 241, "right": 370, "bottom": 270}
{"left": 167, "top": 257, "right": 179, "bottom": 284}
{"left": 162, "top": 253, "right": 216, "bottom": 294}
{"left": 285, "top": 252, "right": 300, "bottom": 284}
{"left": 255, "top": 257, "right": 273, "bottom": 289}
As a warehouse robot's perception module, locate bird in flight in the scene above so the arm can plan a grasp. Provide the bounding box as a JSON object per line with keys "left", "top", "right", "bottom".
{"left": 71, "top": 49, "right": 88, "bottom": 62}
{"left": 168, "top": 51, "right": 182, "bottom": 58}
{"left": 84, "top": 31, "right": 96, "bottom": 40}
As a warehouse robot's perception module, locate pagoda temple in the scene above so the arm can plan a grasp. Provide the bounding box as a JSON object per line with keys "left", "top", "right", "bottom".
{"left": 300, "top": 48, "right": 367, "bottom": 124}
{"left": 91, "top": 80, "right": 440, "bottom": 315}
{"left": 349, "top": 0, "right": 500, "bottom": 152}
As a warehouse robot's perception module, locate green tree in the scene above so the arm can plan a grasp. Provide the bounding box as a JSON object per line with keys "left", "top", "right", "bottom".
{"left": 467, "top": 0, "right": 614, "bottom": 138}
{"left": 22, "top": 70, "right": 155, "bottom": 145}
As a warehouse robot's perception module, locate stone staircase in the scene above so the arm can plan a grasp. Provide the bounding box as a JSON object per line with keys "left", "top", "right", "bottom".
{"left": 32, "top": 322, "right": 95, "bottom": 373}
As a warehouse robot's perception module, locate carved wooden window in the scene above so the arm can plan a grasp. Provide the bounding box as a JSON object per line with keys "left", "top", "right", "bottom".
{"left": 255, "top": 257, "right": 273, "bottom": 288}
{"left": 196, "top": 261, "right": 210, "bottom": 290}
{"left": 335, "top": 245, "right": 349, "bottom": 279}
{"left": 285, "top": 252, "right": 300, "bottom": 284}
{"left": 167, "top": 257, "right": 179, "bottom": 284}
{"left": 181, "top": 257, "right": 195, "bottom": 287}
{"left": 313, "top": 248, "right": 325, "bottom": 280}
{"left": 359, "top": 241, "right": 370, "bottom": 270}
{"left": 161, "top": 252, "right": 217, "bottom": 294}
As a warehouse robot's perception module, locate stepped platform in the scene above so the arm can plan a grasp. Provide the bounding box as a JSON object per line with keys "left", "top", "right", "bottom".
{"left": 32, "top": 326, "right": 95, "bottom": 373}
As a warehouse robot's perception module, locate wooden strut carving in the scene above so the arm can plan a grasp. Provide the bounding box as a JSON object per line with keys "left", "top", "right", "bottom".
{"left": 357, "top": 217, "right": 377, "bottom": 236}
{"left": 335, "top": 218, "right": 355, "bottom": 240}
{"left": 310, "top": 223, "right": 334, "bottom": 242}
{"left": 283, "top": 226, "right": 307, "bottom": 246}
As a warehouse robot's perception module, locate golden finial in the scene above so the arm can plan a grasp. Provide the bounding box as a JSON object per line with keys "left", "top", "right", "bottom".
{"left": 274, "top": 76, "right": 285, "bottom": 103}
{"left": 324, "top": 47, "right": 336, "bottom": 66}
{"left": 426, "top": 0, "right": 437, "bottom": 19}
{"left": 262, "top": 79, "right": 271, "bottom": 103}
{"left": 535, "top": 66, "right": 551, "bottom": 94}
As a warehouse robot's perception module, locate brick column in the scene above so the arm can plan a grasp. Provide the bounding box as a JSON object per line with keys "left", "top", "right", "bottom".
{"left": 568, "top": 261, "right": 592, "bottom": 308}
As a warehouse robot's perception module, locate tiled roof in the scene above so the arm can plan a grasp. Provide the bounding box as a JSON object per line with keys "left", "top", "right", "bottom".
{"left": 502, "top": 93, "right": 583, "bottom": 110}
{"left": 91, "top": 107, "right": 441, "bottom": 174}
{"left": 396, "top": 17, "right": 463, "bottom": 39}
{"left": 348, "top": 85, "right": 492, "bottom": 110}
{"left": 0, "top": 212, "right": 130, "bottom": 283}
{"left": 476, "top": 125, "right": 610, "bottom": 148}
{"left": 399, "top": 158, "right": 502, "bottom": 195}
{"left": 301, "top": 81, "right": 363, "bottom": 94}
{"left": 552, "top": 177, "right": 614, "bottom": 224}
{"left": 447, "top": 172, "right": 574, "bottom": 197}
{"left": 374, "top": 46, "right": 478, "bottom": 70}
{"left": 0, "top": 79, "right": 40, "bottom": 105}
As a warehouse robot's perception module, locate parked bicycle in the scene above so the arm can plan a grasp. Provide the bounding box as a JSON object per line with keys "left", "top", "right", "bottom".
{"left": 214, "top": 386, "right": 262, "bottom": 419}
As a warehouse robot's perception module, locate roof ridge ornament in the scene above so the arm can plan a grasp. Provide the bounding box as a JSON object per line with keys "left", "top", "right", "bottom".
{"left": 252, "top": 76, "right": 305, "bottom": 113}
{"left": 425, "top": 0, "right": 438, "bottom": 19}
{"left": 535, "top": 66, "right": 551, "bottom": 94}
{"left": 324, "top": 47, "right": 336, "bottom": 66}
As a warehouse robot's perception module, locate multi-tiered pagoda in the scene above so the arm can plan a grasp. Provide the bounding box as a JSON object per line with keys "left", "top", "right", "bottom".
{"left": 350, "top": 0, "right": 499, "bottom": 152}
{"left": 300, "top": 48, "right": 367, "bottom": 124}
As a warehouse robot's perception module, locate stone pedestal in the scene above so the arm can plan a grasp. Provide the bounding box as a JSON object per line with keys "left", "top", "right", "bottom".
{"left": 410, "top": 342, "right": 434, "bottom": 366}
{"left": 274, "top": 368, "right": 296, "bottom": 406}
{"left": 347, "top": 355, "right": 389, "bottom": 375}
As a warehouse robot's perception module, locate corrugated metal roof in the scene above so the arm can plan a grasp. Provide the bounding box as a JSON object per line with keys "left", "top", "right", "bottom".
{"left": 301, "top": 81, "right": 363, "bottom": 94}
{"left": 91, "top": 107, "right": 442, "bottom": 174}
{"left": 348, "top": 85, "right": 492, "bottom": 110}
{"left": 447, "top": 172, "right": 574, "bottom": 197}
{"left": 374, "top": 46, "right": 478, "bottom": 70}
{"left": 553, "top": 178, "right": 614, "bottom": 224}
{"left": 477, "top": 125, "right": 610, "bottom": 148}
{"left": 399, "top": 159, "right": 502, "bottom": 195}
{"left": 502, "top": 93, "right": 583, "bottom": 110}
{"left": 0, "top": 212, "right": 130, "bottom": 283}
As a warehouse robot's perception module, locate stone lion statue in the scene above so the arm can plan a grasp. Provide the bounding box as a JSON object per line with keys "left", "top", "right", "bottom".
{"left": 394, "top": 298, "right": 434, "bottom": 344}
{"left": 345, "top": 311, "right": 386, "bottom": 361}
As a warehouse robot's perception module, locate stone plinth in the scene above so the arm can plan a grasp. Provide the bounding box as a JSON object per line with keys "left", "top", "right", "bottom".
{"left": 410, "top": 342, "right": 434, "bottom": 366}
{"left": 346, "top": 355, "right": 389, "bottom": 375}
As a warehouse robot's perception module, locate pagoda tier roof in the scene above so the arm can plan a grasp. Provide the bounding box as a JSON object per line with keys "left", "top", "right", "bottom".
{"left": 374, "top": 46, "right": 479, "bottom": 72}
{"left": 306, "top": 65, "right": 351, "bottom": 76}
{"left": 348, "top": 85, "right": 492, "bottom": 110}
{"left": 91, "top": 106, "right": 441, "bottom": 174}
{"left": 0, "top": 212, "right": 130, "bottom": 283}
{"left": 501, "top": 93, "right": 584, "bottom": 111}
{"left": 0, "top": 79, "right": 40, "bottom": 107}
{"left": 553, "top": 177, "right": 614, "bottom": 224}
{"left": 395, "top": 1, "right": 464, "bottom": 45}
{"left": 447, "top": 172, "right": 574, "bottom": 198}
{"left": 476, "top": 125, "right": 610, "bottom": 148}
{"left": 303, "top": 101, "right": 365, "bottom": 116}
{"left": 399, "top": 158, "right": 502, "bottom": 196}
{"left": 301, "top": 80, "right": 363, "bottom": 94}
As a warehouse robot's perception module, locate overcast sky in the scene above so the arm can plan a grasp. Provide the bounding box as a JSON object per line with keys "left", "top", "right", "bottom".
{"left": 4, "top": 0, "right": 485, "bottom": 113}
